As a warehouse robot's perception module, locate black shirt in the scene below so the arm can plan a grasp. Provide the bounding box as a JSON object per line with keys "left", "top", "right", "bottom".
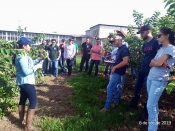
{"left": 81, "top": 42, "right": 92, "bottom": 56}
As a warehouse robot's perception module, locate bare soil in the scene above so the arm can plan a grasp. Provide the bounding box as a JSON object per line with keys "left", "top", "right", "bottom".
{"left": 0, "top": 73, "right": 76, "bottom": 131}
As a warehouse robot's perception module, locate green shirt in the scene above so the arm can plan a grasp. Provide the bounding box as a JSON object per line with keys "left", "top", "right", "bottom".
{"left": 47, "top": 45, "right": 60, "bottom": 60}
{"left": 74, "top": 43, "right": 79, "bottom": 51}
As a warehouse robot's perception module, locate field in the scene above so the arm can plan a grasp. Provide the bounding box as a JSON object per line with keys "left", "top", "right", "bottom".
{"left": 0, "top": 56, "right": 175, "bottom": 131}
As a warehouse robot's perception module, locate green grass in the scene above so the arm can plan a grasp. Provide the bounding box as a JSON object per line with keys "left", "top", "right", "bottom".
{"left": 38, "top": 55, "right": 141, "bottom": 131}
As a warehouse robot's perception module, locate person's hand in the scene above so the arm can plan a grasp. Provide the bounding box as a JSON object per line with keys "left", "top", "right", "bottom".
{"left": 36, "top": 62, "right": 43, "bottom": 69}
{"left": 48, "top": 58, "right": 50, "bottom": 61}
{"left": 56, "top": 57, "right": 60, "bottom": 61}
{"left": 111, "top": 66, "right": 116, "bottom": 74}
{"left": 162, "top": 62, "right": 170, "bottom": 68}
{"left": 38, "top": 56, "right": 44, "bottom": 61}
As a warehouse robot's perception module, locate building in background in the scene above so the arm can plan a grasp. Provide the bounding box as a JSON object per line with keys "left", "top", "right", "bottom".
{"left": 0, "top": 24, "right": 138, "bottom": 45}
{"left": 0, "top": 30, "right": 86, "bottom": 45}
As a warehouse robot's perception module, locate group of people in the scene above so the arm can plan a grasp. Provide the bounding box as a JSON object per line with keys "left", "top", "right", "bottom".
{"left": 100, "top": 25, "right": 175, "bottom": 131}
{"left": 38, "top": 37, "right": 79, "bottom": 77}
{"left": 14, "top": 25, "right": 175, "bottom": 131}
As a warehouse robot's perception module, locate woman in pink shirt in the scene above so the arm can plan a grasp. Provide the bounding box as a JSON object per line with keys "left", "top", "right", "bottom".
{"left": 87, "top": 38, "right": 103, "bottom": 76}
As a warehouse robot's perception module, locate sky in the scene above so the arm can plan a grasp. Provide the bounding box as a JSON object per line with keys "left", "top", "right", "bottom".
{"left": 0, "top": 0, "right": 168, "bottom": 35}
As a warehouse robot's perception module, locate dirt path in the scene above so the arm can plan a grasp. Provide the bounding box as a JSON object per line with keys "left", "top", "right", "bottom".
{"left": 0, "top": 72, "right": 175, "bottom": 131}
{"left": 0, "top": 73, "right": 76, "bottom": 131}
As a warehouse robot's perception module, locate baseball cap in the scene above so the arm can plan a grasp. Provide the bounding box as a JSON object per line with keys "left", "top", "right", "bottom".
{"left": 69, "top": 37, "right": 74, "bottom": 41}
{"left": 137, "top": 25, "right": 152, "bottom": 34}
{"left": 69, "top": 38, "right": 73, "bottom": 41}
{"left": 116, "top": 30, "right": 126, "bottom": 38}
{"left": 18, "top": 37, "right": 34, "bottom": 45}
{"left": 62, "top": 39, "right": 66, "bottom": 42}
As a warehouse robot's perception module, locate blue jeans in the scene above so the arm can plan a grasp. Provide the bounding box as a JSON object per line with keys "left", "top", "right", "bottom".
{"left": 42, "top": 58, "right": 48, "bottom": 74}
{"left": 59, "top": 54, "right": 66, "bottom": 73}
{"left": 50, "top": 59, "right": 58, "bottom": 77}
{"left": 104, "top": 73, "right": 123, "bottom": 108}
{"left": 19, "top": 84, "right": 38, "bottom": 109}
{"left": 104, "top": 64, "right": 112, "bottom": 75}
{"left": 87, "top": 59, "right": 100, "bottom": 76}
{"left": 130, "top": 71, "right": 148, "bottom": 107}
{"left": 147, "top": 79, "right": 167, "bottom": 131}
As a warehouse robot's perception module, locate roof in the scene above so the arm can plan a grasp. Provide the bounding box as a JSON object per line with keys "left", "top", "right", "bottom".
{"left": 0, "top": 29, "right": 85, "bottom": 37}
{"left": 89, "top": 24, "right": 138, "bottom": 29}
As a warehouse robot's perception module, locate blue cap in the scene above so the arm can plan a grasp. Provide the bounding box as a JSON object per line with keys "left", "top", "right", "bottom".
{"left": 62, "top": 39, "right": 66, "bottom": 42}
{"left": 69, "top": 38, "right": 73, "bottom": 41}
{"left": 18, "top": 37, "right": 34, "bottom": 45}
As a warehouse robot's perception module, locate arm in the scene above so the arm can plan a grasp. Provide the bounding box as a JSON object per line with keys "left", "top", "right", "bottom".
{"left": 81, "top": 43, "right": 84, "bottom": 54}
{"left": 33, "top": 59, "right": 40, "bottom": 65}
{"left": 149, "top": 54, "right": 169, "bottom": 67}
{"left": 19, "top": 57, "right": 41, "bottom": 76}
{"left": 57, "top": 50, "right": 61, "bottom": 60}
{"left": 71, "top": 45, "right": 76, "bottom": 59}
{"left": 64, "top": 45, "right": 67, "bottom": 60}
{"left": 112, "top": 56, "right": 129, "bottom": 74}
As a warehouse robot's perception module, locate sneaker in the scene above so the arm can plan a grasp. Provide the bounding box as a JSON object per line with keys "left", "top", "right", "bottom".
{"left": 99, "top": 108, "right": 109, "bottom": 112}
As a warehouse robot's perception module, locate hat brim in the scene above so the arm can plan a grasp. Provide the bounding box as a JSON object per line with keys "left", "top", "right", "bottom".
{"left": 28, "top": 41, "right": 34, "bottom": 44}
{"left": 116, "top": 30, "right": 126, "bottom": 38}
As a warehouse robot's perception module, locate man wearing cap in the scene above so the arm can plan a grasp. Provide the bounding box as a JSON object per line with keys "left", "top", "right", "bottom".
{"left": 79, "top": 37, "right": 92, "bottom": 72}
{"left": 46, "top": 39, "right": 61, "bottom": 77}
{"left": 100, "top": 35, "right": 130, "bottom": 112}
{"left": 59, "top": 39, "right": 66, "bottom": 73}
{"left": 64, "top": 38, "right": 76, "bottom": 76}
{"left": 129, "top": 25, "right": 160, "bottom": 121}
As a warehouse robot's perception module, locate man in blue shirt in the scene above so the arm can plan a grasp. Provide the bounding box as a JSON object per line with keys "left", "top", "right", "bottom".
{"left": 129, "top": 25, "right": 160, "bottom": 121}
{"left": 100, "top": 35, "right": 130, "bottom": 112}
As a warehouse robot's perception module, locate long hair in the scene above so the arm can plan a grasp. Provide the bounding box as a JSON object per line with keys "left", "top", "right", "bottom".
{"left": 159, "top": 27, "right": 175, "bottom": 45}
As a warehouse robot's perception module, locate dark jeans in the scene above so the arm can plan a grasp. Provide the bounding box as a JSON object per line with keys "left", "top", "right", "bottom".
{"left": 66, "top": 59, "right": 73, "bottom": 75}
{"left": 73, "top": 55, "right": 77, "bottom": 67}
{"left": 104, "top": 64, "right": 112, "bottom": 75}
{"left": 42, "top": 58, "right": 48, "bottom": 74}
{"left": 80, "top": 55, "right": 90, "bottom": 71}
{"left": 130, "top": 71, "right": 148, "bottom": 114}
{"left": 87, "top": 59, "right": 100, "bottom": 76}
{"left": 19, "top": 84, "right": 38, "bottom": 109}
{"left": 59, "top": 53, "right": 66, "bottom": 73}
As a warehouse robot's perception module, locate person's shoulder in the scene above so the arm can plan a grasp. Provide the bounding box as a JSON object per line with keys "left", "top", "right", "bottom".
{"left": 168, "top": 44, "right": 175, "bottom": 50}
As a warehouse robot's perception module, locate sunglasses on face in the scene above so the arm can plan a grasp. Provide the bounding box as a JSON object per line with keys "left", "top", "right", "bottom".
{"left": 157, "top": 34, "right": 164, "bottom": 38}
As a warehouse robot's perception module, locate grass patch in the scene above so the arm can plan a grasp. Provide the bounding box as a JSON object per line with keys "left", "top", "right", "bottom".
{"left": 38, "top": 55, "right": 141, "bottom": 131}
